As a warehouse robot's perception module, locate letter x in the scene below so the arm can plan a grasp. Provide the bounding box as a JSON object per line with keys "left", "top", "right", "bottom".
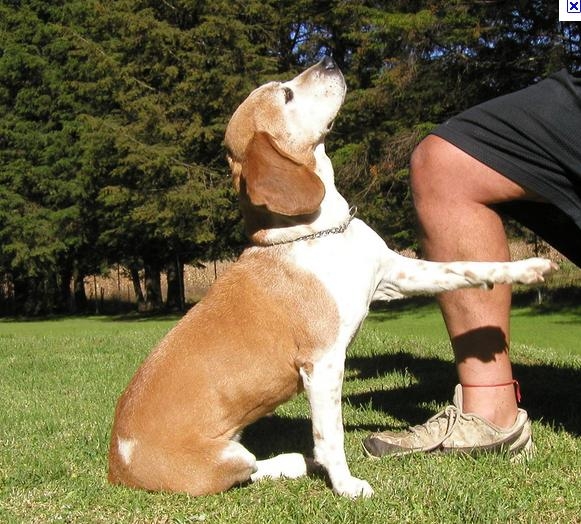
{"left": 570, "top": 1, "right": 580, "bottom": 12}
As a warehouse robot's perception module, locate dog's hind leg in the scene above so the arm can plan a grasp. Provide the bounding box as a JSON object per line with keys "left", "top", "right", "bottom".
{"left": 251, "top": 453, "right": 315, "bottom": 481}
{"left": 109, "top": 436, "right": 257, "bottom": 496}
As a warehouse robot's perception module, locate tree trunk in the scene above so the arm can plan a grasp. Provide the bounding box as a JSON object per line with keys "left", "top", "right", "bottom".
{"left": 128, "top": 264, "right": 145, "bottom": 312}
{"left": 0, "top": 273, "right": 14, "bottom": 316}
{"left": 143, "top": 260, "right": 163, "bottom": 313}
{"left": 17, "top": 277, "right": 45, "bottom": 316}
{"left": 165, "top": 257, "right": 185, "bottom": 312}
{"left": 72, "top": 267, "right": 88, "bottom": 313}
{"left": 59, "top": 267, "right": 73, "bottom": 313}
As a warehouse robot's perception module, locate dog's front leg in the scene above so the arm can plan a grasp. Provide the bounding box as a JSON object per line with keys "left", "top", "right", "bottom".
{"left": 374, "top": 255, "right": 557, "bottom": 301}
{"left": 299, "top": 350, "right": 373, "bottom": 499}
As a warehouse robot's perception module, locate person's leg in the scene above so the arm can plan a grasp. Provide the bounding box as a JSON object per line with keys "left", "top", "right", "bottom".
{"left": 363, "top": 134, "right": 542, "bottom": 458}
{"left": 410, "top": 135, "right": 542, "bottom": 428}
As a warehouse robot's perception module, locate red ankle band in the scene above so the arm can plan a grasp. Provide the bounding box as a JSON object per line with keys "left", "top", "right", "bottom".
{"left": 461, "top": 379, "right": 522, "bottom": 403}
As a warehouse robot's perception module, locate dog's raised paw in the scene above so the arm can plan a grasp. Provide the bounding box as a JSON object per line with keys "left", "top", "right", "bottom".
{"left": 515, "top": 257, "right": 558, "bottom": 284}
{"left": 333, "top": 477, "right": 374, "bottom": 499}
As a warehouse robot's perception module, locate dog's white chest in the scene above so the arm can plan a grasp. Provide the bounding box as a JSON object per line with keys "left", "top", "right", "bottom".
{"left": 289, "top": 218, "right": 387, "bottom": 328}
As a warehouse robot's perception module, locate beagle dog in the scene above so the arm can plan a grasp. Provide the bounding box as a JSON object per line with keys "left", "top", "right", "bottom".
{"left": 108, "top": 57, "right": 555, "bottom": 498}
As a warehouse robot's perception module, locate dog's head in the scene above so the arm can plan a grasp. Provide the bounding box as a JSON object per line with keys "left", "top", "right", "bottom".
{"left": 225, "top": 57, "right": 346, "bottom": 229}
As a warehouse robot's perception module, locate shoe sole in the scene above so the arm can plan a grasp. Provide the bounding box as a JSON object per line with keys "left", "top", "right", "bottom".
{"left": 362, "top": 430, "right": 534, "bottom": 461}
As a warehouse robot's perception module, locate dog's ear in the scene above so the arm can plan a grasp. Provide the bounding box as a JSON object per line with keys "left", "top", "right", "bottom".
{"left": 241, "top": 132, "right": 325, "bottom": 216}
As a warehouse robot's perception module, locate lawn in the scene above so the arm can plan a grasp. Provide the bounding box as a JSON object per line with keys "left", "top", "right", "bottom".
{"left": 0, "top": 300, "right": 580, "bottom": 523}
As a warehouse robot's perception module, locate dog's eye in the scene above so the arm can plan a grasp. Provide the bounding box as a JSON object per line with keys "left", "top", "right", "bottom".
{"left": 283, "top": 87, "right": 294, "bottom": 104}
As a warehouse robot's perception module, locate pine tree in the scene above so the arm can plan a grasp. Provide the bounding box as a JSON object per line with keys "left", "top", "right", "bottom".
{"left": 0, "top": 0, "right": 576, "bottom": 314}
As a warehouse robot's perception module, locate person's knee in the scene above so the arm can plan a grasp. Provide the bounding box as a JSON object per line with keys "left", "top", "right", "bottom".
{"left": 409, "top": 136, "right": 435, "bottom": 183}
{"left": 411, "top": 135, "right": 532, "bottom": 209}
{"left": 409, "top": 135, "right": 448, "bottom": 210}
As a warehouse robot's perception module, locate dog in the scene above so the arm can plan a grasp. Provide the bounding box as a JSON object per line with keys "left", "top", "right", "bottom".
{"left": 108, "top": 57, "right": 556, "bottom": 498}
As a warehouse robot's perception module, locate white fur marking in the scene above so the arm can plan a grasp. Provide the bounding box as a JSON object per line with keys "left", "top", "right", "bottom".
{"left": 118, "top": 437, "right": 136, "bottom": 465}
{"left": 220, "top": 440, "right": 257, "bottom": 468}
{"left": 252, "top": 453, "right": 308, "bottom": 481}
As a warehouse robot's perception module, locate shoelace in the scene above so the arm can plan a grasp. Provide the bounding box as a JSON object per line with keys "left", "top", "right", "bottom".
{"left": 408, "top": 405, "right": 460, "bottom": 449}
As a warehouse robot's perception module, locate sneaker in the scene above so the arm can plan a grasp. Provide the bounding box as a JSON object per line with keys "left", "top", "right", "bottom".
{"left": 363, "top": 384, "right": 534, "bottom": 461}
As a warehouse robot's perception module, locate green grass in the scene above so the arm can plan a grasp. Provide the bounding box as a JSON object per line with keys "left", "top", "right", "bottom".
{"left": 0, "top": 302, "right": 580, "bottom": 523}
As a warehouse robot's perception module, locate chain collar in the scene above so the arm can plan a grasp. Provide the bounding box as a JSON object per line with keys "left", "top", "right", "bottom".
{"left": 261, "top": 206, "right": 357, "bottom": 247}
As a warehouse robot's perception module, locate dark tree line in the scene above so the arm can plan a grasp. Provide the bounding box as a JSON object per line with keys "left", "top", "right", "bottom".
{"left": 0, "top": 0, "right": 578, "bottom": 315}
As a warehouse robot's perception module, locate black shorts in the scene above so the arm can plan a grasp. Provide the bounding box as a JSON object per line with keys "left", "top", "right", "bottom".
{"left": 431, "top": 69, "right": 581, "bottom": 267}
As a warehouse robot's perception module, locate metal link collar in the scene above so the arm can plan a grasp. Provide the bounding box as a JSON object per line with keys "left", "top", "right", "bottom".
{"left": 263, "top": 206, "right": 357, "bottom": 247}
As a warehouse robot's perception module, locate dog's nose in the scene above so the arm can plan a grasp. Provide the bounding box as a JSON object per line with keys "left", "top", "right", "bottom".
{"left": 321, "top": 56, "right": 337, "bottom": 70}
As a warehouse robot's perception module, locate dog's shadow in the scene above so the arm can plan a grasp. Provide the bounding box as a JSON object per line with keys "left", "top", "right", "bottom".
{"left": 242, "top": 350, "right": 581, "bottom": 458}
{"left": 240, "top": 415, "right": 314, "bottom": 459}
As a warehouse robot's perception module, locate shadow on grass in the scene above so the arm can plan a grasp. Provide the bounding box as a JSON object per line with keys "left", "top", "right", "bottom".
{"left": 0, "top": 311, "right": 183, "bottom": 324}
{"left": 344, "top": 351, "right": 581, "bottom": 437}
{"left": 240, "top": 415, "right": 314, "bottom": 460}
{"left": 512, "top": 287, "right": 581, "bottom": 317}
{"left": 239, "top": 351, "right": 580, "bottom": 462}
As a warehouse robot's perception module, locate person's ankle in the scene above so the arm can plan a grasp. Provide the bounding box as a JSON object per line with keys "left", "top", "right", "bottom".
{"left": 461, "top": 383, "right": 519, "bottom": 429}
